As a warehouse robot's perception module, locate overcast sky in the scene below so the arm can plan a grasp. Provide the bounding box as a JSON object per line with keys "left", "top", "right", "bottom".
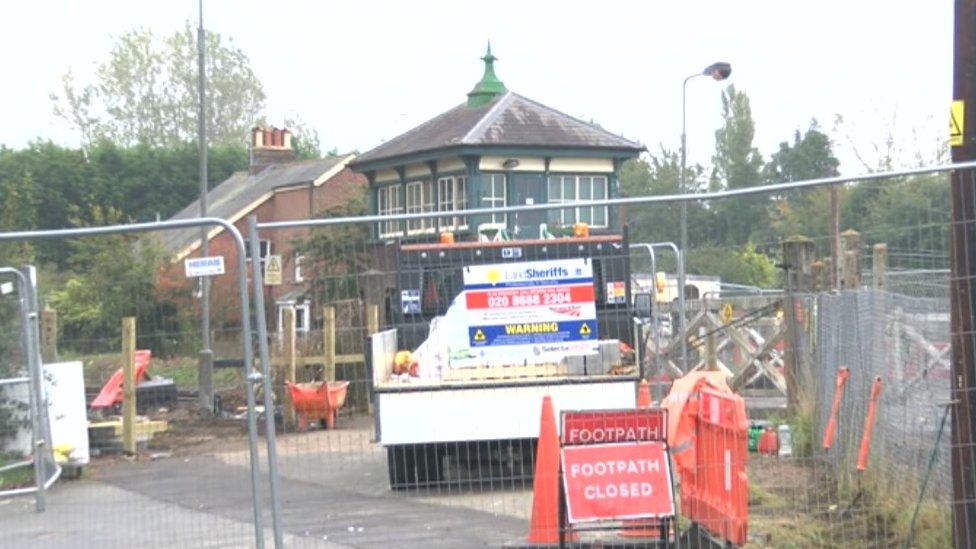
{"left": 1, "top": 1, "right": 952, "bottom": 173}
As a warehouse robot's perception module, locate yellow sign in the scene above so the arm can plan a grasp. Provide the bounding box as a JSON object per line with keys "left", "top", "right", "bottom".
{"left": 473, "top": 328, "right": 486, "bottom": 342}
{"left": 504, "top": 322, "right": 557, "bottom": 335}
{"left": 579, "top": 322, "right": 591, "bottom": 336}
{"left": 264, "top": 254, "right": 282, "bottom": 285}
{"left": 721, "top": 303, "right": 734, "bottom": 324}
{"left": 951, "top": 100, "right": 965, "bottom": 147}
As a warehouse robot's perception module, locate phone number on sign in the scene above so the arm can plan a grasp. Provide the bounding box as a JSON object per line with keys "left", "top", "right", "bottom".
{"left": 486, "top": 291, "right": 572, "bottom": 308}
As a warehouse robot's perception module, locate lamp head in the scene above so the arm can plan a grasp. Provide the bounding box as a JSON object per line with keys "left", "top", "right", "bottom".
{"left": 704, "top": 62, "right": 732, "bottom": 81}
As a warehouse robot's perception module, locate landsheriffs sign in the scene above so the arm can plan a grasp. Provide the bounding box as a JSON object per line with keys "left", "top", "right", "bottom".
{"left": 462, "top": 259, "right": 598, "bottom": 362}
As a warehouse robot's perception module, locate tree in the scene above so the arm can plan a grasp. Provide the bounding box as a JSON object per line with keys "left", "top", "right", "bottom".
{"left": 763, "top": 122, "right": 840, "bottom": 240}
{"left": 296, "top": 189, "right": 371, "bottom": 306}
{"left": 51, "top": 23, "right": 265, "bottom": 148}
{"left": 710, "top": 85, "right": 766, "bottom": 246}
{"left": 620, "top": 150, "right": 709, "bottom": 251}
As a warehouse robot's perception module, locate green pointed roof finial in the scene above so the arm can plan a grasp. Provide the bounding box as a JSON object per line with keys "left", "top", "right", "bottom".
{"left": 467, "top": 41, "right": 507, "bottom": 107}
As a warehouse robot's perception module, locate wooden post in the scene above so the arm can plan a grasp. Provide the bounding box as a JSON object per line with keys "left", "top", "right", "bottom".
{"left": 822, "top": 258, "right": 833, "bottom": 292}
{"left": 283, "top": 306, "right": 296, "bottom": 428}
{"left": 367, "top": 304, "right": 379, "bottom": 336}
{"left": 829, "top": 185, "right": 841, "bottom": 290}
{"left": 323, "top": 306, "right": 336, "bottom": 382}
{"left": 366, "top": 304, "right": 379, "bottom": 415}
{"left": 122, "top": 317, "right": 136, "bottom": 455}
{"left": 706, "top": 332, "right": 718, "bottom": 371}
{"left": 844, "top": 250, "right": 861, "bottom": 289}
{"left": 781, "top": 236, "right": 816, "bottom": 292}
{"left": 811, "top": 261, "right": 824, "bottom": 292}
{"left": 840, "top": 229, "right": 861, "bottom": 289}
{"left": 873, "top": 243, "right": 888, "bottom": 290}
{"left": 39, "top": 308, "right": 57, "bottom": 363}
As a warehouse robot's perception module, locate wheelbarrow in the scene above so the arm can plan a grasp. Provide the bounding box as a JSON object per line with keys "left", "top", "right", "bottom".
{"left": 284, "top": 380, "right": 350, "bottom": 431}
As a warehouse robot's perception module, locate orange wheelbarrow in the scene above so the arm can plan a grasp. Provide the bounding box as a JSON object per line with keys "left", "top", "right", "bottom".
{"left": 284, "top": 380, "right": 350, "bottom": 431}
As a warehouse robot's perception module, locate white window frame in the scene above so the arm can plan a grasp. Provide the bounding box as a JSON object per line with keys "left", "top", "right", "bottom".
{"left": 294, "top": 254, "right": 305, "bottom": 283}
{"left": 437, "top": 175, "right": 468, "bottom": 230}
{"left": 405, "top": 180, "right": 435, "bottom": 235}
{"left": 482, "top": 174, "right": 507, "bottom": 224}
{"left": 547, "top": 175, "right": 609, "bottom": 228}
{"left": 277, "top": 301, "right": 311, "bottom": 334}
{"left": 244, "top": 239, "right": 273, "bottom": 265}
{"left": 377, "top": 184, "right": 403, "bottom": 237}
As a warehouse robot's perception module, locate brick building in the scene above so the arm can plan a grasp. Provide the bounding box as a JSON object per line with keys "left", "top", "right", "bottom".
{"left": 160, "top": 127, "right": 367, "bottom": 333}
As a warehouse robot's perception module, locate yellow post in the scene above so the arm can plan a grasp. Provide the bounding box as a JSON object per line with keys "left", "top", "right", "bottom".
{"left": 283, "top": 306, "right": 296, "bottom": 427}
{"left": 323, "top": 306, "right": 336, "bottom": 382}
{"left": 121, "top": 317, "right": 136, "bottom": 454}
{"left": 367, "top": 304, "right": 379, "bottom": 336}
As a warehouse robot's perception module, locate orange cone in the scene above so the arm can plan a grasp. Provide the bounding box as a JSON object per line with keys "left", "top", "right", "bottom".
{"left": 619, "top": 380, "right": 661, "bottom": 539}
{"left": 527, "top": 396, "right": 576, "bottom": 544}
{"left": 637, "top": 380, "right": 651, "bottom": 409}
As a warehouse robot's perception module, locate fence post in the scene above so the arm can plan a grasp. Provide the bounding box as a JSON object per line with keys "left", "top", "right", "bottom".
{"left": 366, "top": 304, "right": 379, "bottom": 414}
{"left": 122, "top": 316, "right": 136, "bottom": 455}
{"left": 811, "top": 261, "right": 824, "bottom": 292}
{"left": 40, "top": 308, "right": 57, "bottom": 363}
{"left": 282, "top": 306, "right": 296, "bottom": 428}
{"left": 781, "top": 236, "right": 814, "bottom": 412}
{"left": 872, "top": 243, "right": 887, "bottom": 290}
{"left": 323, "top": 306, "right": 336, "bottom": 382}
{"left": 841, "top": 229, "right": 861, "bottom": 289}
{"left": 706, "top": 331, "right": 718, "bottom": 371}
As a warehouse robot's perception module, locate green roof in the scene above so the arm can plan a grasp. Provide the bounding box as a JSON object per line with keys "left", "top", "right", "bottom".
{"left": 466, "top": 42, "right": 507, "bottom": 107}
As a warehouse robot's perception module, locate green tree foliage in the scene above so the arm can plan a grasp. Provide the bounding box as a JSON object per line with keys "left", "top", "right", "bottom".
{"left": 295, "top": 187, "right": 371, "bottom": 305}
{"left": 710, "top": 85, "right": 766, "bottom": 246}
{"left": 620, "top": 150, "right": 709, "bottom": 248}
{"left": 0, "top": 141, "right": 247, "bottom": 268}
{"left": 763, "top": 123, "right": 841, "bottom": 240}
{"left": 687, "top": 246, "right": 778, "bottom": 288}
{"left": 51, "top": 23, "right": 265, "bottom": 147}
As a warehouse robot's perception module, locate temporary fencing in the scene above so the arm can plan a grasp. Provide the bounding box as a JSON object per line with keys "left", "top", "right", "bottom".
{"left": 0, "top": 161, "right": 973, "bottom": 548}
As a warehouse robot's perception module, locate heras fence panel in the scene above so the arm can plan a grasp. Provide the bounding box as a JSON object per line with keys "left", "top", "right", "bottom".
{"left": 0, "top": 219, "right": 272, "bottom": 549}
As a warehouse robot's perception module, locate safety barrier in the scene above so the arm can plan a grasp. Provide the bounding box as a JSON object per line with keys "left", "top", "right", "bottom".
{"left": 682, "top": 386, "right": 748, "bottom": 546}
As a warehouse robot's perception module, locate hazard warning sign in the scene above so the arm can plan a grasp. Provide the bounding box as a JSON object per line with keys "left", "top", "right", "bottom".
{"left": 579, "top": 322, "right": 591, "bottom": 336}
{"left": 951, "top": 100, "right": 965, "bottom": 147}
{"left": 473, "top": 328, "right": 486, "bottom": 342}
{"left": 264, "top": 254, "right": 282, "bottom": 286}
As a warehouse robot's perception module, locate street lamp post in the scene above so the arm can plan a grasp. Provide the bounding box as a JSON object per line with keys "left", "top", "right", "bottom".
{"left": 677, "top": 61, "right": 730, "bottom": 371}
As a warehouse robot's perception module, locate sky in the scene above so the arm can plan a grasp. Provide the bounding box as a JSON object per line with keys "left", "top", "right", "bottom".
{"left": 0, "top": 0, "right": 953, "bottom": 174}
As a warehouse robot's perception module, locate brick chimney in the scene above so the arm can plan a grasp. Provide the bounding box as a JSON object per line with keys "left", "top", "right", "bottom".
{"left": 250, "top": 126, "right": 296, "bottom": 174}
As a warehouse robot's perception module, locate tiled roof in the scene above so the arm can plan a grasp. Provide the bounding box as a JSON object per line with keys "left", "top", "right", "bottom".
{"left": 351, "top": 92, "right": 643, "bottom": 167}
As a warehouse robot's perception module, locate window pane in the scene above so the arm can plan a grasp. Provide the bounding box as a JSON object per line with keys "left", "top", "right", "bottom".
{"left": 548, "top": 176, "right": 560, "bottom": 200}
{"left": 594, "top": 206, "right": 607, "bottom": 227}
{"left": 580, "top": 177, "right": 592, "bottom": 200}
{"left": 563, "top": 177, "right": 575, "bottom": 200}
{"left": 594, "top": 177, "right": 607, "bottom": 199}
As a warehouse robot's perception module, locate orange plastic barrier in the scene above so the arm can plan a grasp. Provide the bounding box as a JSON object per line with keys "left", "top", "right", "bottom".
{"left": 90, "top": 349, "right": 152, "bottom": 408}
{"left": 681, "top": 387, "right": 749, "bottom": 547}
{"left": 856, "top": 376, "right": 883, "bottom": 471}
{"left": 285, "top": 380, "right": 349, "bottom": 430}
{"left": 822, "top": 366, "right": 850, "bottom": 450}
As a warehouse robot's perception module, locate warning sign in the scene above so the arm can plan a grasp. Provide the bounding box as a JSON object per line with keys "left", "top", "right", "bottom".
{"left": 951, "top": 100, "right": 965, "bottom": 147}
{"left": 721, "top": 303, "right": 733, "bottom": 324}
{"left": 463, "top": 258, "right": 599, "bottom": 353}
{"left": 264, "top": 254, "right": 282, "bottom": 286}
{"left": 561, "top": 441, "right": 675, "bottom": 523}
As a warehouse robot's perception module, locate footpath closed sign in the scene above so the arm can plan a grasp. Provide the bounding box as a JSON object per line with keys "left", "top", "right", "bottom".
{"left": 561, "top": 441, "right": 674, "bottom": 523}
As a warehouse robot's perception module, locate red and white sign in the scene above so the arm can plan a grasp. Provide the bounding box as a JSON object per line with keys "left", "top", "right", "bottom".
{"left": 562, "top": 409, "right": 667, "bottom": 446}
{"left": 465, "top": 284, "right": 595, "bottom": 310}
{"left": 561, "top": 441, "right": 675, "bottom": 523}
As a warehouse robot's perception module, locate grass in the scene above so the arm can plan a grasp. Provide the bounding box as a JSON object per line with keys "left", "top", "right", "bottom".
{"left": 73, "top": 352, "right": 241, "bottom": 392}
{"left": 0, "top": 453, "right": 34, "bottom": 490}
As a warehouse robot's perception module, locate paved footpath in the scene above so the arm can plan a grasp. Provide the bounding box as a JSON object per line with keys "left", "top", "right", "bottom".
{"left": 0, "top": 452, "right": 526, "bottom": 548}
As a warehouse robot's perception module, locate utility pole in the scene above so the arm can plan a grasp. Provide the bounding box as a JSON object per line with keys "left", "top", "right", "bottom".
{"left": 949, "top": 1, "right": 976, "bottom": 546}
{"left": 828, "top": 185, "right": 840, "bottom": 290}
{"left": 197, "top": 0, "right": 213, "bottom": 413}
